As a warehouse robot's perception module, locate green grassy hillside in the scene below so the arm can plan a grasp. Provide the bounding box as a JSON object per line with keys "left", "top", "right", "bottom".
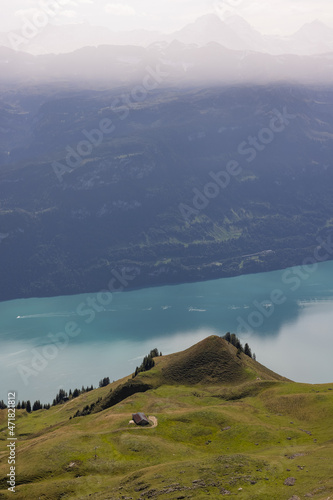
{"left": 0, "top": 336, "right": 332, "bottom": 499}
{"left": 158, "top": 336, "right": 289, "bottom": 386}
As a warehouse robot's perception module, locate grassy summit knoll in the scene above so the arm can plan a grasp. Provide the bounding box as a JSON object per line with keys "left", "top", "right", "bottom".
{"left": 0, "top": 336, "right": 332, "bottom": 499}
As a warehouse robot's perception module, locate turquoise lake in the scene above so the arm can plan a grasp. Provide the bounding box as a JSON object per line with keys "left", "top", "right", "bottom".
{"left": 1, "top": 260, "right": 333, "bottom": 403}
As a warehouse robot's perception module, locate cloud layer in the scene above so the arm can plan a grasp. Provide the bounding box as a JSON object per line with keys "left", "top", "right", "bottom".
{"left": 1, "top": 0, "right": 333, "bottom": 35}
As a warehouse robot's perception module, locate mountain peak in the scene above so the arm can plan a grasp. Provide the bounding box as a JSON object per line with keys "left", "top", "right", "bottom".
{"left": 224, "top": 14, "right": 253, "bottom": 27}
{"left": 171, "top": 14, "right": 245, "bottom": 50}
{"left": 177, "top": 13, "right": 225, "bottom": 32}
{"left": 194, "top": 13, "right": 224, "bottom": 25}
{"left": 296, "top": 19, "right": 333, "bottom": 35}
{"left": 160, "top": 335, "right": 288, "bottom": 385}
{"left": 308, "top": 19, "right": 330, "bottom": 27}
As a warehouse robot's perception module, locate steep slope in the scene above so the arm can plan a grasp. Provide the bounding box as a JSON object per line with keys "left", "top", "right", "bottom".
{"left": 1, "top": 85, "right": 333, "bottom": 301}
{"left": 160, "top": 335, "right": 288, "bottom": 385}
{"left": 161, "top": 336, "right": 248, "bottom": 384}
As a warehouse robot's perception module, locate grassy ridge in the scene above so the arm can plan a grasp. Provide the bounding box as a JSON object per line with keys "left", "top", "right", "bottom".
{"left": 0, "top": 337, "right": 332, "bottom": 499}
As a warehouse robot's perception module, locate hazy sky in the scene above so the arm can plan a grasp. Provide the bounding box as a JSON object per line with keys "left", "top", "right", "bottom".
{"left": 2, "top": 0, "right": 333, "bottom": 35}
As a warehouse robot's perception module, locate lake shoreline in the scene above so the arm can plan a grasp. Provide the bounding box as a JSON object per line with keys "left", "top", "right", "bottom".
{"left": 2, "top": 252, "right": 333, "bottom": 304}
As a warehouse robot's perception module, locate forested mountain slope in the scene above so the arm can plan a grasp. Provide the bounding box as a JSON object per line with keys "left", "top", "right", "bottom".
{"left": 1, "top": 84, "right": 333, "bottom": 300}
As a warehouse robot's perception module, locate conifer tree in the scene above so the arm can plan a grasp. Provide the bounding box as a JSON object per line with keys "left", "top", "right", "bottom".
{"left": 32, "top": 400, "right": 42, "bottom": 411}
{"left": 235, "top": 339, "right": 243, "bottom": 351}
{"left": 224, "top": 332, "right": 231, "bottom": 343}
{"left": 99, "top": 377, "right": 110, "bottom": 388}
{"left": 244, "top": 343, "right": 252, "bottom": 358}
{"left": 230, "top": 333, "right": 237, "bottom": 346}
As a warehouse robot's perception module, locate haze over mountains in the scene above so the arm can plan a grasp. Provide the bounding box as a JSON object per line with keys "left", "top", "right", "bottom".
{"left": 1, "top": 12, "right": 333, "bottom": 300}
{"left": 1, "top": 13, "right": 333, "bottom": 89}
{"left": 1, "top": 13, "right": 333, "bottom": 57}
{"left": 1, "top": 38, "right": 333, "bottom": 88}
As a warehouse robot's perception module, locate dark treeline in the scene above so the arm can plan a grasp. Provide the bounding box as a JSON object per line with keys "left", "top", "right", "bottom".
{"left": 132, "top": 348, "right": 162, "bottom": 378}
{"left": 222, "top": 332, "right": 256, "bottom": 360}
{"left": 3, "top": 378, "right": 111, "bottom": 413}
{"left": 99, "top": 377, "right": 110, "bottom": 388}
{"left": 72, "top": 397, "right": 103, "bottom": 419}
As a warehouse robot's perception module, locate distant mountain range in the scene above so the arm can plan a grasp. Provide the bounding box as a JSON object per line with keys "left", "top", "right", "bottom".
{"left": 1, "top": 40, "right": 333, "bottom": 88}
{"left": 1, "top": 14, "right": 333, "bottom": 56}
